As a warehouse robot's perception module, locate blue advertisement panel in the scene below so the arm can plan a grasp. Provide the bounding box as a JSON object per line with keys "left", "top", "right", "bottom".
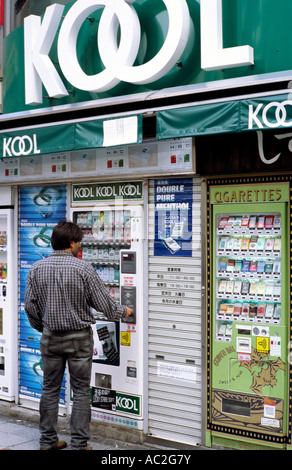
{"left": 19, "top": 185, "right": 67, "bottom": 402}
{"left": 154, "top": 178, "right": 193, "bottom": 257}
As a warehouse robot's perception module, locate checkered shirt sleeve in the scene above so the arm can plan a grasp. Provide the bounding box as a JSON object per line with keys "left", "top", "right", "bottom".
{"left": 24, "top": 251, "right": 126, "bottom": 331}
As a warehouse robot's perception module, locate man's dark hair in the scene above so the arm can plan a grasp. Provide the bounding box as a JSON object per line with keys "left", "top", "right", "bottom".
{"left": 51, "top": 220, "right": 83, "bottom": 250}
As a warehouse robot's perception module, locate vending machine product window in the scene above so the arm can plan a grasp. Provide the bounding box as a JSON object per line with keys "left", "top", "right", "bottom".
{"left": 210, "top": 201, "right": 289, "bottom": 444}
{"left": 215, "top": 210, "right": 283, "bottom": 342}
{"left": 72, "top": 209, "right": 132, "bottom": 366}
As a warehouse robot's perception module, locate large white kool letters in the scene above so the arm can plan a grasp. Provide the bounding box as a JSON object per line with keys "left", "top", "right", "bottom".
{"left": 24, "top": 4, "right": 69, "bottom": 105}
{"left": 200, "top": 0, "right": 254, "bottom": 71}
{"left": 24, "top": 0, "right": 190, "bottom": 104}
{"left": 24, "top": 0, "right": 254, "bottom": 106}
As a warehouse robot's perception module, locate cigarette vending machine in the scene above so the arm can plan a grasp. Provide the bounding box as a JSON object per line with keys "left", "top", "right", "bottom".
{"left": 207, "top": 182, "right": 291, "bottom": 449}
{"left": 71, "top": 204, "right": 144, "bottom": 429}
{"left": 0, "top": 208, "right": 16, "bottom": 401}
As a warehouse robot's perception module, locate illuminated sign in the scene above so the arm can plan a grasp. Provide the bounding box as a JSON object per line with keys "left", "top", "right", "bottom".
{"left": 24, "top": 0, "right": 253, "bottom": 106}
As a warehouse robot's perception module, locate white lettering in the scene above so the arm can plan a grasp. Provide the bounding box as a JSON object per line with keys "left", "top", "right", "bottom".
{"left": 101, "top": 454, "right": 136, "bottom": 468}
{"left": 3, "top": 137, "right": 12, "bottom": 157}
{"left": 200, "top": 0, "right": 254, "bottom": 71}
{"left": 3, "top": 134, "right": 40, "bottom": 157}
{"left": 23, "top": 0, "right": 256, "bottom": 106}
{"left": 249, "top": 100, "right": 292, "bottom": 130}
{"left": 249, "top": 103, "right": 264, "bottom": 129}
{"left": 116, "top": 396, "right": 138, "bottom": 411}
{"left": 257, "top": 131, "right": 281, "bottom": 164}
{"left": 24, "top": 0, "right": 190, "bottom": 104}
{"left": 24, "top": 4, "right": 68, "bottom": 105}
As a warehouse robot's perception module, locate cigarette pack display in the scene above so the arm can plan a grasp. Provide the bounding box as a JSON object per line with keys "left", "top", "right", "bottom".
{"left": 215, "top": 210, "right": 283, "bottom": 346}
{"left": 219, "top": 237, "right": 228, "bottom": 249}
{"left": 226, "top": 238, "right": 234, "bottom": 250}
{"left": 218, "top": 258, "right": 228, "bottom": 271}
{"left": 265, "top": 215, "right": 274, "bottom": 228}
{"left": 256, "top": 238, "right": 265, "bottom": 250}
{"left": 227, "top": 259, "right": 235, "bottom": 272}
{"left": 226, "top": 304, "right": 234, "bottom": 315}
{"left": 218, "top": 280, "right": 227, "bottom": 293}
{"left": 242, "top": 303, "right": 250, "bottom": 316}
{"left": 233, "top": 304, "right": 242, "bottom": 316}
{"left": 233, "top": 238, "right": 241, "bottom": 250}
{"left": 249, "top": 304, "right": 257, "bottom": 317}
{"left": 274, "top": 284, "right": 281, "bottom": 297}
{"left": 265, "top": 239, "right": 274, "bottom": 251}
{"left": 234, "top": 281, "right": 242, "bottom": 294}
{"left": 273, "top": 305, "right": 281, "bottom": 319}
{"left": 264, "top": 263, "right": 273, "bottom": 274}
{"left": 249, "top": 236, "right": 258, "bottom": 250}
{"left": 265, "top": 284, "right": 274, "bottom": 297}
{"left": 257, "top": 216, "right": 265, "bottom": 229}
{"left": 257, "top": 303, "right": 266, "bottom": 317}
{"left": 226, "top": 281, "right": 234, "bottom": 294}
{"left": 219, "top": 303, "right": 228, "bottom": 315}
{"left": 257, "top": 260, "right": 266, "bottom": 273}
{"left": 241, "top": 282, "right": 250, "bottom": 294}
{"left": 257, "top": 282, "right": 266, "bottom": 295}
{"left": 218, "top": 323, "right": 226, "bottom": 336}
{"left": 241, "top": 238, "right": 250, "bottom": 250}
{"left": 235, "top": 260, "right": 243, "bottom": 272}
{"left": 241, "top": 215, "right": 249, "bottom": 227}
{"left": 225, "top": 323, "right": 233, "bottom": 337}
{"left": 225, "top": 217, "right": 234, "bottom": 227}
{"left": 242, "top": 260, "right": 250, "bottom": 272}
{"left": 273, "top": 261, "right": 281, "bottom": 273}
{"left": 249, "top": 283, "right": 258, "bottom": 295}
{"left": 249, "top": 216, "right": 257, "bottom": 229}
{"left": 273, "top": 216, "right": 281, "bottom": 229}
{"left": 265, "top": 304, "right": 274, "bottom": 318}
{"left": 249, "top": 261, "right": 257, "bottom": 272}
{"left": 219, "top": 217, "right": 229, "bottom": 229}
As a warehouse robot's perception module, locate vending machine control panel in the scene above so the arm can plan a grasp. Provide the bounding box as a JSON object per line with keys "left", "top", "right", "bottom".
{"left": 121, "top": 286, "right": 136, "bottom": 324}
{"left": 121, "top": 251, "right": 136, "bottom": 274}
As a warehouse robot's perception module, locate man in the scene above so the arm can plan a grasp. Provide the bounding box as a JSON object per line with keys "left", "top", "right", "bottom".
{"left": 24, "top": 220, "right": 133, "bottom": 450}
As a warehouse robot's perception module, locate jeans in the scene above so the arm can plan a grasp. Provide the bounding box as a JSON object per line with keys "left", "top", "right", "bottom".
{"left": 39, "top": 327, "right": 93, "bottom": 449}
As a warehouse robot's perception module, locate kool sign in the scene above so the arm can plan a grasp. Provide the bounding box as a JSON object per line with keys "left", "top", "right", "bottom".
{"left": 24, "top": 0, "right": 254, "bottom": 105}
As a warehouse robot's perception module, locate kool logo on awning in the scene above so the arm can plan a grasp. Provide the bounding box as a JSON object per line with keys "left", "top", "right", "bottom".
{"left": 248, "top": 100, "right": 292, "bottom": 129}
{"left": 3, "top": 134, "right": 40, "bottom": 157}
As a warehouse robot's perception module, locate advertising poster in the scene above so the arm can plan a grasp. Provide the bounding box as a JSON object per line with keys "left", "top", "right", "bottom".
{"left": 19, "top": 185, "right": 66, "bottom": 402}
{"left": 92, "top": 320, "right": 120, "bottom": 367}
{"left": 154, "top": 178, "right": 193, "bottom": 257}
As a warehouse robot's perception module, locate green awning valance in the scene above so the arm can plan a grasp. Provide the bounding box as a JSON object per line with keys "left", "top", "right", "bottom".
{"left": 156, "top": 94, "right": 292, "bottom": 140}
{"left": 0, "top": 115, "right": 143, "bottom": 158}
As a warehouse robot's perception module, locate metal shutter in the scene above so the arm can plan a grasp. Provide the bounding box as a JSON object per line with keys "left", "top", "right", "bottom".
{"left": 147, "top": 177, "right": 202, "bottom": 446}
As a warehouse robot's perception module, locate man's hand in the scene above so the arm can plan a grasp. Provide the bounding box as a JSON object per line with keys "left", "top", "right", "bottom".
{"left": 125, "top": 307, "right": 134, "bottom": 318}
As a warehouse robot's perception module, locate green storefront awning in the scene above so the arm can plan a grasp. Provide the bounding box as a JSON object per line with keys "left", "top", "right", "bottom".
{"left": 0, "top": 115, "right": 143, "bottom": 158}
{"left": 156, "top": 93, "right": 292, "bottom": 140}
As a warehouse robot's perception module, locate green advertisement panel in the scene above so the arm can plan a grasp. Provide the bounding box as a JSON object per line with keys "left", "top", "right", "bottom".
{"left": 207, "top": 181, "right": 291, "bottom": 450}
{"left": 4, "top": 0, "right": 292, "bottom": 114}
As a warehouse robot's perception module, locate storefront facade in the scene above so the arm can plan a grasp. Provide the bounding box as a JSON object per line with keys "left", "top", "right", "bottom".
{"left": 1, "top": 0, "right": 292, "bottom": 449}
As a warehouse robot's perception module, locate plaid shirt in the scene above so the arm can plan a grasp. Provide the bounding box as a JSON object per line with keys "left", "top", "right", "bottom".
{"left": 24, "top": 251, "right": 126, "bottom": 332}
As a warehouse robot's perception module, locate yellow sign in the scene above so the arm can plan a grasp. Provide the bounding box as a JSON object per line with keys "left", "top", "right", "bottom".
{"left": 210, "top": 182, "right": 289, "bottom": 205}
{"left": 121, "top": 331, "right": 131, "bottom": 346}
{"left": 256, "top": 336, "right": 269, "bottom": 354}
